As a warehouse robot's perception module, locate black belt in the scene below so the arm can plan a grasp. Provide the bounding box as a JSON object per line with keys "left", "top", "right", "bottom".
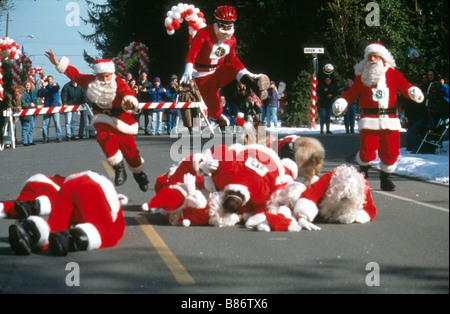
{"left": 92, "top": 104, "right": 124, "bottom": 116}
{"left": 195, "top": 62, "right": 224, "bottom": 70}
{"left": 360, "top": 108, "right": 397, "bottom": 116}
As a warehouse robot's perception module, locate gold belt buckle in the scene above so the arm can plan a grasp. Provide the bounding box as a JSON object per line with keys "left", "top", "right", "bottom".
{"left": 103, "top": 109, "right": 111, "bottom": 115}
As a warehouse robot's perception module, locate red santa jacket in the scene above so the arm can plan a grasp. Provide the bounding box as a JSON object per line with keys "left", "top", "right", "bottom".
{"left": 339, "top": 67, "right": 414, "bottom": 131}
{"left": 186, "top": 25, "right": 245, "bottom": 76}
{"left": 56, "top": 57, "right": 139, "bottom": 135}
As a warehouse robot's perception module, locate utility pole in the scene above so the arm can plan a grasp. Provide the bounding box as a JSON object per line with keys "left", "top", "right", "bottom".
{"left": 6, "top": 12, "right": 9, "bottom": 37}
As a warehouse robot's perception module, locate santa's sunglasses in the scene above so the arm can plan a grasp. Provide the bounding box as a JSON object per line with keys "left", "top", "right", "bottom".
{"left": 217, "top": 21, "right": 234, "bottom": 31}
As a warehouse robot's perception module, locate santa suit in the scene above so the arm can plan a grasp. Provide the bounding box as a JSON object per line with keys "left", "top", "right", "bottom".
{"left": 55, "top": 57, "right": 144, "bottom": 172}
{"left": 333, "top": 45, "right": 423, "bottom": 173}
{"left": 30, "top": 171, "right": 126, "bottom": 250}
{"left": 0, "top": 174, "right": 65, "bottom": 218}
{"left": 209, "top": 144, "right": 294, "bottom": 214}
{"left": 186, "top": 24, "right": 245, "bottom": 120}
{"left": 294, "top": 165, "right": 377, "bottom": 224}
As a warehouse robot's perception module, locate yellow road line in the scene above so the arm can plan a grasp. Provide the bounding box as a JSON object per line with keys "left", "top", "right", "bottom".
{"left": 136, "top": 215, "right": 195, "bottom": 285}
{"left": 102, "top": 161, "right": 115, "bottom": 178}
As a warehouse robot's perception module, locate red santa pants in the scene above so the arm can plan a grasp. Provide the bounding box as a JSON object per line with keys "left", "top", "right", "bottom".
{"left": 359, "top": 129, "right": 400, "bottom": 172}
{"left": 195, "top": 64, "right": 241, "bottom": 120}
{"left": 95, "top": 123, "right": 143, "bottom": 171}
{"left": 46, "top": 177, "right": 125, "bottom": 249}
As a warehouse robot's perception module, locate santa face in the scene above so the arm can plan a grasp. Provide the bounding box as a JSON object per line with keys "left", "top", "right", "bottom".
{"left": 214, "top": 22, "right": 235, "bottom": 42}
{"left": 360, "top": 58, "right": 385, "bottom": 87}
{"left": 86, "top": 74, "right": 118, "bottom": 108}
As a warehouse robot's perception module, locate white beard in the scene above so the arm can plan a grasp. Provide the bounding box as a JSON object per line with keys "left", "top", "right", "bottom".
{"left": 86, "top": 75, "right": 117, "bottom": 108}
{"left": 214, "top": 23, "right": 235, "bottom": 42}
{"left": 355, "top": 59, "right": 386, "bottom": 87}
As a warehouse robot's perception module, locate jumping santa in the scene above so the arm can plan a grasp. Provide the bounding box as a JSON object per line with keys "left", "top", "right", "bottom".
{"left": 9, "top": 171, "right": 127, "bottom": 256}
{"left": 44, "top": 50, "right": 150, "bottom": 192}
{"left": 332, "top": 43, "right": 424, "bottom": 191}
{"left": 180, "top": 5, "right": 271, "bottom": 126}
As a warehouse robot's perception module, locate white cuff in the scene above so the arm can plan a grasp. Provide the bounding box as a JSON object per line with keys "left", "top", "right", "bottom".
{"left": 56, "top": 56, "right": 70, "bottom": 73}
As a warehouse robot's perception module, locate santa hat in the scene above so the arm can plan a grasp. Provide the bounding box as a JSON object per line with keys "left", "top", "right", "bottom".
{"left": 246, "top": 206, "right": 301, "bottom": 232}
{"left": 294, "top": 165, "right": 377, "bottom": 224}
{"left": 92, "top": 59, "right": 115, "bottom": 74}
{"left": 364, "top": 43, "right": 396, "bottom": 68}
{"left": 142, "top": 185, "right": 186, "bottom": 212}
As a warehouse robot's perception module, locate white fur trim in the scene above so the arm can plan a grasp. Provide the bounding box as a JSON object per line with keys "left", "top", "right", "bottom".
{"left": 237, "top": 68, "right": 252, "bottom": 82}
{"left": 91, "top": 114, "right": 139, "bottom": 135}
{"left": 354, "top": 210, "right": 371, "bottom": 224}
{"left": 380, "top": 162, "right": 397, "bottom": 173}
{"left": 106, "top": 150, "right": 124, "bottom": 167}
{"left": 56, "top": 56, "right": 70, "bottom": 73}
{"left": 75, "top": 223, "right": 102, "bottom": 251}
{"left": 293, "top": 198, "right": 319, "bottom": 222}
{"left": 36, "top": 196, "right": 51, "bottom": 215}
{"left": 281, "top": 158, "right": 298, "bottom": 179}
{"left": 28, "top": 216, "right": 50, "bottom": 248}
{"left": 224, "top": 184, "right": 250, "bottom": 204}
{"left": 117, "top": 194, "right": 128, "bottom": 205}
{"left": 23, "top": 174, "right": 61, "bottom": 191}
{"left": 122, "top": 95, "right": 138, "bottom": 113}
{"left": 93, "top": 60, "right": 115, "bottom": 74}
{"left": 128, "top": 157, "right": 144, "bottom": 174}
{"left": 0, "top": 203, "right": 6, "bottom": 218}
{"left": 192, "top": 153, "right": 207, "bottom": 176}
{"left": 358, "top": 117, "right": 401, "bottom": 131}
{"left": 356, "top": 151, "right": 372, "bottom": 166}
{"left": 142, "top": 203, "right": 150, "bottom": 212}
{"left": 333, "top": 98, "right": 348, "bottom": 116}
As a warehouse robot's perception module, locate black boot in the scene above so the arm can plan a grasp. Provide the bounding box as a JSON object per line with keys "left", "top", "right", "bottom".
{"left": 49, "top": 228, "right": 89, "bottom": 256}
{"left": 133, "top": 171, "right": 150, "bottom": 192}
{"left": 380, "top": 171, "right": 396, "bottom": 191}
{"left": 112, "top": 161, "right": 127, "bottom": 186}
{"left": 14, "top": 200, "right": 41, "bottom": 219}
{"left": 359, "top": 165, "right": 371, "bottom": 179}
{"left": 240, "top": 74, "right": 270, "bottom": 100}
{"left": 8, "top": 219, "right": 41, "bottom": 255}
{"left": 212, "top": 114, "right": 230, "bottom": 127}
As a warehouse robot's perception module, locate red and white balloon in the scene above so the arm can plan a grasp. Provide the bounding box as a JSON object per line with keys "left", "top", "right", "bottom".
{"left": 165, "top": 3, "right": 207, "bottom": 39}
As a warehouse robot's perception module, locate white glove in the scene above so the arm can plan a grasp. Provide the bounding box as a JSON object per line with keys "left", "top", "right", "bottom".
{"left": 180, "top": 63, "right": 196, "bottom": 84}
{"left": 198, "top": 159, "right": 219, "bottom": 176}
{"left": 298, "top": 217, "right": 321, "bottom": 231}
{"left": 408, "top": 86, "right": 424, "bottom": 103}
{"left": 332, "top": 98, "right": 348, "bottom": 116}
{"left": 183, "top": 173, "right": 196, "bottom": 196}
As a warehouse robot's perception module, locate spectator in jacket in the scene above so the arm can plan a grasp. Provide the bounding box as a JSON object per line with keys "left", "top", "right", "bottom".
{"left": 181, "top": 79, "right": 202, "bottom": 135}
{"left": 61, "top": 80, "right": 87, "bottom": 141}
{"left": 137, "top": 72, "right": 153, "bottom": 135}
{"left": 38, "top": 75, "right": 63, "bottom": 143}
{"left": 264, "top": 81, "right": 279, "bottom": 127}
{"left": 318, "top": 77, "right": 338, "bottom": 134}
{"left": 21, "top": 81, "right": 39, "bottom": 146}
{"left": 148, "top": 77, "right": 167, "bottom": 135}
{"left": 1, "top": 85, "right": 23, "bottom": 148}
{"left": 343, "top": 79, "right": 357, "bottom": 134}
{"left": 243, "top": 95, "right": 261, "bottom": 122}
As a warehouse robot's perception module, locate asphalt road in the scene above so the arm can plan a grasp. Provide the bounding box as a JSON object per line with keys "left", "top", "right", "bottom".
{"left": 0, "top": 121, "right": 448, "bottom": 295}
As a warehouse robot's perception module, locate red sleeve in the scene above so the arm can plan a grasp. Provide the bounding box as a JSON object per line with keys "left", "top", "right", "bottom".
{"left": 224, "top": 37, "right": 244, "bottom": 70}
{"left": 340, "top": 76, "right": 363, "bottom": 105}
{"left": 64, "top": 65, "right": 95, "bottom": 90}
{"left": 186, "top": 29, "right": 208, "bottom": 64}
{"left": 391, "top": 69, "right": 414, "bottom": 99}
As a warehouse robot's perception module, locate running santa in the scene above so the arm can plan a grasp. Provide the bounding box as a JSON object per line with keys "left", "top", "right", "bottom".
{"left": 180, "top": 5, "right": 271, "bottom": 126}
{"left": 332, "top": 43, "right": 424, "bottom": 191}
{"left": 44, "top": 50, "right": 150, "bottom": 192}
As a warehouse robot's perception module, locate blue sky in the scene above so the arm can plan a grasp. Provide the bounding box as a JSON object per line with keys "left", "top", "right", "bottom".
{"left": 3, "top": 0, "right": 105, "bottom": 85}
